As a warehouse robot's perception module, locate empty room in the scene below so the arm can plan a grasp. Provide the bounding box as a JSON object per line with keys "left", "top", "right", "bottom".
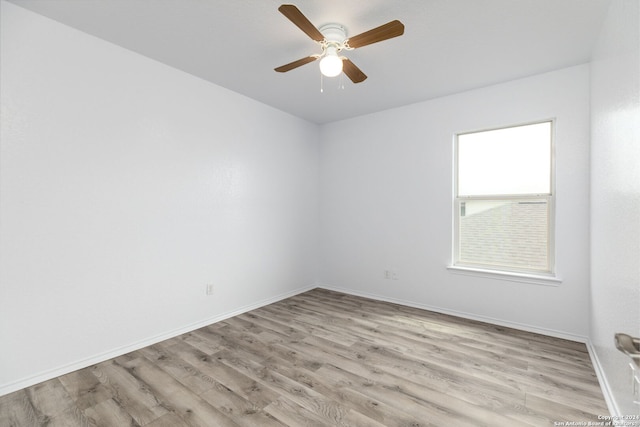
{"left": 1, "top": 0, "right": 638, "bottom": 425}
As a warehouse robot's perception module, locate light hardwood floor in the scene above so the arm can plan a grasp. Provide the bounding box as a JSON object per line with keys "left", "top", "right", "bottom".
{"left": 1, "top": 288, "right": 609, "bottom": 426}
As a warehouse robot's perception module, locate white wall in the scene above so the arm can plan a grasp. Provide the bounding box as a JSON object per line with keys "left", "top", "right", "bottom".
{"left": 0, "top": 1, "right": 319, "bottom": 395}
{"left": 319, "top": 65, "right": 592, "bottom": 339}
{"left": 590, "top": 0, "right": 640, "bottom": 416}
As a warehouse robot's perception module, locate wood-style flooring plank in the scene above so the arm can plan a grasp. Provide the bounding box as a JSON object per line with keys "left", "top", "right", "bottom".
{"left": 0, "top": 390, "right": 43, "bottom": 427}
{"left": 84, "top": 398, "right": 136, "bottom": 426}
{"left": 58, "top": 369, "right": 113, "bottom": 410}
{"left": 0, "top": 288, "right": 609, "bottom": 426}
{"left": 214, "top": 348, "right": 354, "bottom": 426}
{"left": 161, "top": 339, "right": 281, "bottom": 410}
{"left": 199, "top": 382, "right": 286, "bottom": 427}
{"left": 90, "top": 360, "right": 169, "bottom": 425}
{"left": 123, "top": 355, "right": 241, "bottom": 427}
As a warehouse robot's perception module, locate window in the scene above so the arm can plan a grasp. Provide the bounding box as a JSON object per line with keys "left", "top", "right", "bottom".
{"left": 453, "top": 121, "right": 554, "bottom": 276}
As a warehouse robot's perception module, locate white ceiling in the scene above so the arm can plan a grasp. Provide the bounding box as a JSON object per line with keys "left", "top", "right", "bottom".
{"left": 8, "top": 0, "right": 612, "bottom": 124}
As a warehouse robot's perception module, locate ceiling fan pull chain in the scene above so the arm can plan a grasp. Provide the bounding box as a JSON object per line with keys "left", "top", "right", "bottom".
{"left": 320, "top": 72, "right": 324, "bottom": 93}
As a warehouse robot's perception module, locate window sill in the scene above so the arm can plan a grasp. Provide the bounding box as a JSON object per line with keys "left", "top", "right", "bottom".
{"left": 447, "top": 265, "right": 562, "bottom": 286}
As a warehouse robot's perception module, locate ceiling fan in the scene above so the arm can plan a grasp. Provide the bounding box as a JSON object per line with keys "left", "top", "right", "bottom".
{"left": 274, "top": 4, "right": 405, "bottom": 83}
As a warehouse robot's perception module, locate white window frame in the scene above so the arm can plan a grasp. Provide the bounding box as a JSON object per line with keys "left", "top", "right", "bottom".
{"left": 450, "top": 119, "right": 558, "bottom": 283}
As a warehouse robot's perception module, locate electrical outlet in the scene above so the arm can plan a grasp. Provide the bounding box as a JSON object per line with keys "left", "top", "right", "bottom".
{"left": 384, "top": 270, "right": 391, "bottom": 279}
{"left": 206, "top": 284, "right": 214, "bottom": 295}
{"left": 391, "top": 270, "right": 399, "bottom": 280}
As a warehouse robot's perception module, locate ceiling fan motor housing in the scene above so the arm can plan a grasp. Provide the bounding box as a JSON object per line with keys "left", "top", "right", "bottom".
{"left": 319, "top": 23, "right": 348, "bottom": 49}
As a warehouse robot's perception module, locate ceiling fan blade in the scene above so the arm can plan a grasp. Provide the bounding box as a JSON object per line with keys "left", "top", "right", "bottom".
{"left": 275, "top": 56, "right": 318, "bottom": 72}
{"left": 278, "top": 4, "right": 324, "bottom": 42}
{"left": 342, "top": 58, "right": 367, "bottom": 83}
{"left": 346, "top": 20, "right": 405, "bottom": 49}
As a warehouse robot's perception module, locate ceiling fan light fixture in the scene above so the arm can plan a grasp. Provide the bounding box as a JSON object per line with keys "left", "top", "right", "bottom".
{"left": 319, "top": 52, "right": 343, "bottom": 77}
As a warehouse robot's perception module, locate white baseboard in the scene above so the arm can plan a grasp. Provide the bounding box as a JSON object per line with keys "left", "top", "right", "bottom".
{"left": 0, "top": 284, "right": 317, "bottom": 397}
{"left": 3, "top": 282, "right": 618, "bottom": 418}
{"left": 318, "top": 284, "right": 589, "bottom": 343}
{"left": 585, "top": 340, "right": 621, "bottom": 417}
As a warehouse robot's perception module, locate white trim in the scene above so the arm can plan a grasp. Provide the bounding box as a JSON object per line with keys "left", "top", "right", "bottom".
{"left": 453, "top": 119, "right": 557, "bottom": 278}
{"left": 318, "top": 283, "right": 586, "bottom": 342}
{"left": 4, "top": 282, "right": 616, "bottom": 418}
{"left": 0, "top": 284, "right": 317, "bottom": 397}
{"left": 585, "top": 340, "right": 619, "bottom": 417}
{"left": 447, "top": 265, "right": 562, "bottom": 286}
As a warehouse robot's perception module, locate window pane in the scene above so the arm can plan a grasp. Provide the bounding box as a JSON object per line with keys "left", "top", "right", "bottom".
{"left": 458, "top": 122, "right": 551, "bottom": 196}
{"left": 458, "top": 199, "right": 549, "bottom": 272}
